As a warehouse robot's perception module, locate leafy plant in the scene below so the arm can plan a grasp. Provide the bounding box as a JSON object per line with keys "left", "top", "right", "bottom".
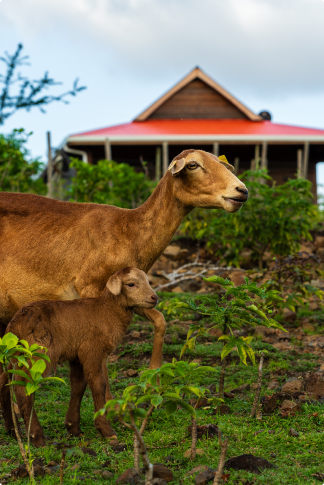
{"left": 181, "top": 168, "right": 320, "bottom": 270}
{"left": 170, "top": 276, "right": 285, "bottom": 398}
{"left": 0, "top": 129, "right": 46, "bottom": 194}
{"left": 0, "top": 44, "right": 85, "bottom": 125}
{"left": 68, "top": 158, "right": 156, "bottom": 208}
{"left": 0, "top": 332, "right": 65, "bottom": 483}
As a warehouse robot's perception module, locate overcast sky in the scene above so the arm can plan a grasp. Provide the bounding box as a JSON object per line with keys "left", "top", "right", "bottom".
{"left": 1, "top": 0, "right": 324, "bottom": 183}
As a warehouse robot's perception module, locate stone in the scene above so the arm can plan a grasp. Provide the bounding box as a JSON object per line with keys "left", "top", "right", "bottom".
{"left": 262, "top": 393, "right": 281, "bottom": 414}
{"left": 214, "top": 404, "right": 231, "bottom": 415}
{"left": 302, "top": 322, "right": 315, "bottom": 332}
{"left": 171, "top": 286, "right": 184, "bottom": 293}
{"left": 163, "top": 245, "right": 189, "bottom": 261}
{"left": 116, "top": 467, "right": 141, "bottom": 484}
{"left": 267, "top": 380, "right": 280, "bottom": 390}
{"left": 186, "top": 465, "right": 211, "bottom": 477}
{"left": 152, "top": 479, "right": 168, "bottom": 485}
{"left": 224, "top": 454, "right": 276, "bottom": 474}
{"left": 152, "top": 464, "right": 173, "bottom": 482}
{"left": 187, "top": 423, "right": 219, "bottom": 440}
{"left": 314, "top": 236, "right": 324, "bottom": 249}
{"left": 289, "top": 428, "right": 299, "bottom": 437}
{"left": 318, "top": 363, "right": 324, "bottom": 371}
{"left": 229, "top": 270, "right": 246, "bottom": 287}
{"left": 283, "top": 309, "right": 297, "bottom": 323}
{"left": 280, "top": 400, "right": 301, "bottom": 417}
{"left": 195, "top": 468, "right": 215, "bottom": 485}
{"left": 81, "top": 446, "right": 97, "bottom": 457}
{"left": 230, "top": 383, "right": 250, "bottom": 394}
{"left": 281, "top": 379, "right": 304, "bottom": 394}
{"left": 123, "top": 369, "right": 139, "bottom": 378}
{"left": 305, "top": 371, "right": 324, "bottom": 398}
{"left": 102, "top": 470, "right": 114, "bottom": 479}
{"left": 184, "top": 448, "right": 204, "bottom": 458}
{"left": 70, "top": 464, "right": 80, "bottom": 471}
{"left": 34, "top": 465, "right": 45, "bottom": 477}
{"left": 208, "top": 328, "right": 222, "bottom": 338}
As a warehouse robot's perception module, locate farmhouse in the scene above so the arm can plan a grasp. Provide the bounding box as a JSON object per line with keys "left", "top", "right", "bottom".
{"left": 62, "top": 67, "right": 324, "bottom": 198}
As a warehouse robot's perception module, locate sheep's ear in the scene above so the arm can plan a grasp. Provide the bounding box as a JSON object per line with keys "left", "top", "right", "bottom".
{"left": 168, "top": 158, "right": 186, "bottom": 176}
{"left": 106, "top": 274, "right": 122, "bottom": 295}
{"left": 218, "top": 155, "right": 234, "bottom": 173}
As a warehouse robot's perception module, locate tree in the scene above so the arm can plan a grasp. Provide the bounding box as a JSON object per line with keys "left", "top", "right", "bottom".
{"left": 0, "top": 129, "right": 46, "bottom": 194}
{"left": 0, "top": 44, "right": 86, "bottom": 125}
{"left": 68, "top": 158, "right": 157, "bottom": 208}
{"left": 181, "top": 168, "right": 320, "bottom": 270}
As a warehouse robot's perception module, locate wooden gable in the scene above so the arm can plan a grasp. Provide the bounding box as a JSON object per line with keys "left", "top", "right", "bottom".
{"left": 135, "top": 67, "right": 261, "bottom": 122}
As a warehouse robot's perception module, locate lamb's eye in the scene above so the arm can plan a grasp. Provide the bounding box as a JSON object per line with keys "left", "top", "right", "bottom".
{"left": 187, "top": 162, "right": 198, "bottom": 170}
{"left": 127, "top": 283, "right": 135, "bottom": 287}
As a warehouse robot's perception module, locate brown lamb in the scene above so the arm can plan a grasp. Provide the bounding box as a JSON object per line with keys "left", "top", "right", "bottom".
{"left": 0, "top": 150, "right": 248, "bottom": 371}
{"left": 0, "top": 267, "right": 158, "bottom": 447}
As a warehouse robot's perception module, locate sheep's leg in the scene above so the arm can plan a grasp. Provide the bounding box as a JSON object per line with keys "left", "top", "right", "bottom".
{"left": 134, "top": 308, "right": 166, "bottom": 369}
{"left": 15, "top": 384, "right": 46, "bottom": 448}
{"left": 0, "top": 371, "right": 16, "bottom": 437}
{"left": 65, "top": 361, "right": 87, "bottom": 437}
{"left": 83, "top": 362, "right": 117, "bottom": 439}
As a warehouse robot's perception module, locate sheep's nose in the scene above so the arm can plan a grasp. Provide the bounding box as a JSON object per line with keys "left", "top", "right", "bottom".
{"left": 151, "top": 294, "right": 158, "bottom": 303}
{"left": 236, "top": 187, "right": 249, "bottom": 198}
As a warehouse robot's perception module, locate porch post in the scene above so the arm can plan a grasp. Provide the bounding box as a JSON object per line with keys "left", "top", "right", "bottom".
{"left": 155, "top": 147, "right": 162, "bottom": 181}
{"left": 303, "top": 141, "right": 309, "bottom": 178}
{"left": 234, "top": 158, "right": 240, "bottom": 175}
{"left": 261, "top": 141, "right": 268, "bottom": 169}
{"left": 162, "top": 141, "right": 169, "bottom": 175}
{"left": 213, "top": 142, "right": 219, "bottom": 157}
{"left": 297, "top": 149, "right": 303, "bottom": 178}
{"left": 104, "top": 138, "right": 112, "bottom": 160}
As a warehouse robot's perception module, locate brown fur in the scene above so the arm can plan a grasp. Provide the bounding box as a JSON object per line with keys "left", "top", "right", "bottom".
{"left": 0, "top": 149, "right": 248, "bottom": 368}
{"left": 0, "top": 267, "right": 158, "bottom": 446}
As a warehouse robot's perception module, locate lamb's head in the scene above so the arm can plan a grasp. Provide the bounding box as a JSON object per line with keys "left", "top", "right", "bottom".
{"left": 168, "top": 149, "right": 248, "bottom": 213}
{"left": 106, "top": 267, "right": 158, "bottom": 309}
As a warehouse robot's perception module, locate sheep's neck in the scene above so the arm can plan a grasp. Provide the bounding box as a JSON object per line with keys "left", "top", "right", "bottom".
{"left": 128, "top": 173, "right": 191, "bottom": 270}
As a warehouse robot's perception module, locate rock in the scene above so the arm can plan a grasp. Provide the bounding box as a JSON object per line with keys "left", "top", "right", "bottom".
{"left": 302, "top": 322, "right": 315, "bottom": 332}
{"left": 184, "top": 448, "right": 204, "bottom": 458}
{"left": 280, "top": 400, "right": 301, "bottom": 417}
{"left": 81, "top": 446, "right": 97, "bottom": 457}
{"left": 45, "top": 465, "right": 61, "bottom": 475}
{"left": 224, "top": 454, "right": 276, "bottom": 474}
{"left": 129, "top": 331, "right": 141, "bottom": 339}
{"left": 70, "top": 464, "right": 80, "bottom": 471}
{"left": 13, "top": 465, "right": 29, "bottom": 478}
{"left": 152, "top": 464, "right": 173, "bottom": 482}
{"left": 314, "top": 236, "right": 324, "bottom": 249}
{"left": 116, "top": 468, "right": 141, "bottom": 484}
{"left": 267, "top": 380, "right": 280, "bottom": 390}
{"left": 309, "top": 302, "right": 319, "bottom": 310}
{"left": 163, "top": 245, "right": 189, "bottom": 261}
{"left": 262, "top": 393, "right": 281, "bottom": 414}
{"left": 171, "top": 286, "right": 184, "bottom": 293}
{"left": 102, "top": 470, "right": 114, "bottom": 479}
{"left": 190, "top": 398, "right": 209, "bottom": 409}
{"left": 152, "top": 479, "right": 168, "bottom": 485}
{"left": 319, "top": 363, "right": 324, "bottom": 371}
{"left": 123, "top": 369, "right": 139, "bottom": 378}
{"left": 312, "top": 472, "right": 324, "bottom": 481}
{"left": 187, "top": 423, "right": 219, "bottom": 439}
{"left": 33, "top": 465, "right": 45, "bottom": 477}
{"left": 113, "top": 443, "right": 128, "bottom": 453}
{"left": 288, "top": 428, "right": 299, "bottom": 437}
{"left": 195, "top": 468, "right": 215, "bottom": 485}
{"left": 208, "top": 327, "right": 222, "bottom": 338}
{"left": 229, "top": 270, "right": 246, "bottom": 287}
{"left": 214, "top": 404, "right": 231, "bottom": 415}
{"left": 283, "top": 309, "right": 297, "bottom": 323}
{"left": 186, "top": 465, "right": 212, "bottom": 477}
{"left": 305, "top": 371, "right": 324, "bottom": 398}
{"left": 281, "top": 379, "right": 304, "bottom": 394}
{"left": 230, "top": 383, "right": 250, "bottom": 394}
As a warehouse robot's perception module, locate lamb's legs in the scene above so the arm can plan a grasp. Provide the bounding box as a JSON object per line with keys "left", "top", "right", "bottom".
{"left": 15, "top": 384, "right": 46, "bottom": 447}
{"left": 65, "top": 361, "right": 87, "bottom": 437}
{"left": 134, "top": 308, "right": 166, "bottom": 369}
{"left": 83, "top": 362, "right": 117, "bottom": 439}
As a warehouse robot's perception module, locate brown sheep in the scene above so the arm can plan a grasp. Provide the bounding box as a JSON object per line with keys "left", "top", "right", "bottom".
{"left": 0, "top": 267, "right": 158, "bottom": 447}
{"left": 0, "top": 149, "right": 248, "bottom": 370}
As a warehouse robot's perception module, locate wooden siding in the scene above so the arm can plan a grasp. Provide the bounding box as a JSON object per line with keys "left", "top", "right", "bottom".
{"left": 148, "top": 79, "right": 249, "bottom": 120}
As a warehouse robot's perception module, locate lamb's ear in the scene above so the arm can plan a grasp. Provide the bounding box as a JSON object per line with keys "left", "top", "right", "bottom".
{"left": 106, "top": 274, "right": 122, "bottom": 296}
{"left": 218, "top": 155, "right": 235, "bottom": 173}
{"left": 168, "top": 158, "right": 186, "bottom": 176}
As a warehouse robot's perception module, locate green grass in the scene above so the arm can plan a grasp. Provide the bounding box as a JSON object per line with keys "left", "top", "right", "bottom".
{"left": 0, "top": 301, "right": 323, "bottom": 484}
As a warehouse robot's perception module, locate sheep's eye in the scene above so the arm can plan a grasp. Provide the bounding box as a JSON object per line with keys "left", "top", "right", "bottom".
{"left": 127, "top": 283, "right": 135, "bottom": 287}
{"left": 187, "top": 162, "right": 198, "bottom": 170}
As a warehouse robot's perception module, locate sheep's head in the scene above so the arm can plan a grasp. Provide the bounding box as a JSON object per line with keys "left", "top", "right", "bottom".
{"left": 106, "top": 267, "right": 158, "bottom": 309}
{"left": 168, "top": 149, "right": 248, "bottom": 213}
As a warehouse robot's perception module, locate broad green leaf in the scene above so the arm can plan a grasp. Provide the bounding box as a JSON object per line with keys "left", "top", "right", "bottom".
{"left": 245, "top": 346, "right": 256, "bottom": 365}
{"left": 236, "top": 341, "right": 247, "bottom": 365}
{"left": 192, "top": 366, "right": 217, "bottom": 374}
{"left": 25, "top": 382, "right": 40, "bottom": 395}
{"left": 8, "top": 380, "right": 27, "bottom": 387}
{"left": 19, "top": 340, "right": 29, "bottom": 349}
{"left": 41, "top": 377, "right": 66, "bottom": 385}
{"left": 32, "top": 353, "right": 51, "bottom": 363}
{"left": 7, "top": 369, "right": 31, "bottom": 381}
{"left": 221, "top": 342, "right": 236, "bottom": 361}
{"left": 30, "top": 359, "right": 46, "bottom": 375}
{"left": 151, "top": 395, "right": 163, "bottom": 408}
{"left": 2, "top": 333, "right": 19, "bottom": 350}
{"left": 177, "top": 400, "right": 196, "bottom": 417}
{"left": 164, "top": 401, "right": 177, "bottom": 416}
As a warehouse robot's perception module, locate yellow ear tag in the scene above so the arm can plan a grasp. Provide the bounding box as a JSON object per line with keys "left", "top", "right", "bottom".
{"left": 218, "top": 155, "right": 229, "bottom": 164}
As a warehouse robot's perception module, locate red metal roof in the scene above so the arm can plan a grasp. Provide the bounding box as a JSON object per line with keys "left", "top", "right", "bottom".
{"left": 70, "top": 119, "right": 324, "bottom": 139}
